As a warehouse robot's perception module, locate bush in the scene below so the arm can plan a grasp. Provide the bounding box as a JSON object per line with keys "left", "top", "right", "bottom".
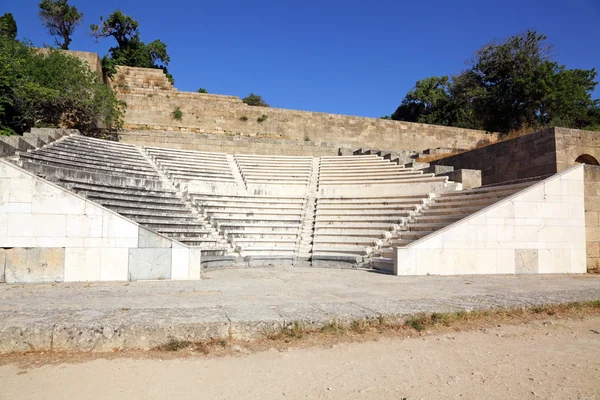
{"left": 243, "top": 93, "right": 269, "bottom": 107}
{"left": 0, "top": 37, "right": 123, "bottom": 135}
{"left": 171, "top": 106, "right": 183, "bottom": 121}
{"left": 257, "top": 114, "right": 268, "bottom": 123}
{"left": 197, "top": 88, "right": 208, "bottom": 94}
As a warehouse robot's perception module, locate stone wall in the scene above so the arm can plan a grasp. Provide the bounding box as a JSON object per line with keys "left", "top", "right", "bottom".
{"left": 36, "top": 49, "right": 104, "bottom": 81}
{"left": 429, "top": 128, "right": 559, "bottom": 185}
{"left": 394, "top": 166, "right": 587, "bottom": 276}
{"left": 113, "top": 66, "right": 497, "bottom": 152}
{"left": 0, "top": 160, "right": 201, "bottom": 283}
{"left": 584, "top": 165, "right": 600, "bottom": 271}
{"left": 555, "top": 127, "right": 600, "bottom": 172}
{"left": 119, "top": 129, "right": 353, "bottom": 157}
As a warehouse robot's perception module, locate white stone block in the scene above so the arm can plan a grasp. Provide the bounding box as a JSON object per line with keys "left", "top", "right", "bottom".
{"left": 496, "top": 225, "right": 515, "bottom": 241}
{"left": 568, "top": 179, "right": 584, "bottom": 196}
{"left": 485, "top": 202, "right": 513, "bottom": 219}
{"left": 102, "top": 212, "right": 139, "bottom": 239}
{"left": 496, "top": 249, "right": 515, "bottom": 274}
{"left": 513, "top": 201, "right": 539, "bottom": 219}
{"left": 538, "top": 249, "right": 556, "bottom": 274}
{"left": 31, "top": 180, "right": 86, "bottom": 215}
{"left": 64, "top": 248, "right": 102, "bottom": 282}
{"left": 515, "top": 185, "right": 544, "bottom": 202}
{"left": 171, "top": 247, "right": 190, "bottom": 280}
{"left": 8, "top": 178, "right": 33, "bottom": 203}
{"left": 83, "top": 237, "right": 116, "bottom": 248}
{"left": 100, "top": 248, "right": 129, "bottom": 281}
{"left": 37, "top": 237, "right": 84, "bottom": 247}
{"left": 514, "top": 225, "right": 539, "bottom": 242}
{"left": 395, "top": 248, "right": 416, "bottom": 276}
{"left": 66, "top": 215, "right": 91, "bottom": 238}
{"left": 0, "top": 237, "right": 37, "bottom": 247}
{"left": 553, "top": 249, "right": 571, "bottom": 273}
{"left": 7, "top": 214, "right": 66, "bottom": 238}
{"left": 544, "top": 179, "right": 562, "bottom": 196}
{"left": 0, "top": 213, "right": 6, "bottom": 237}
{"left": 569, "top": 248, "right": 587, "bottom": 273}
{"left": 0, "top": 202, "right": 32, "bottom": 214}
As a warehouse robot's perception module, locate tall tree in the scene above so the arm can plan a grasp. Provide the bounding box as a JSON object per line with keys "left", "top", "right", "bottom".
{"left": 38, "top": 0, "right": 83, "bottom": 50}
{"left": 0, "top": 13, "right": 17, "bottom": 40}
{"left": 392, "top": 30, "right": 599, "bottom": 134}
{"left": 90, "top": 10, "right": 173, "bottom": 83}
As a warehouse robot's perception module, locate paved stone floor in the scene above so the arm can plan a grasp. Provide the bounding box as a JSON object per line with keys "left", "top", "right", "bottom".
{"left": 1, "top": 267, "right": 600, "bottom": 352}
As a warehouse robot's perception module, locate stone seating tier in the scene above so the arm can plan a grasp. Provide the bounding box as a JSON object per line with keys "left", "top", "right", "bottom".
{"left": 372, "top": 181, "right": 539, "bottom": 270}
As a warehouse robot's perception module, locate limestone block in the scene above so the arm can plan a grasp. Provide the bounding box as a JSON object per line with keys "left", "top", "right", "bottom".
{"left": 8, "top": 178, "right": 33, "bottom": 203}
{"left": 170, "top": 247, "right": 190, "bottom": 280}
{"left": 515, "top": 249, "right": 538, "bottom": 274}
{"left": 100, "top": 248, "right": 129, "bottom": 281}
{"left": 31, "top": 179, "right": 86, "bottom": 215}
{"left": 496, "top": 249, "right": 516, "bottom": 274}
{"left": 64, "top": 248, "right": 102, "bottom": 282}
{"left": 37, "top": 237, "right": 84, "bottom": 247}
{"left": 0, "top": 213, "right": 6, "bottom": 237}
{"left": 102, "top": 211, "right": 139, "bottom": 241}
{"left": 138, "top": 227, "right": 173, "bottom": 248}
{"left": 7, "top": 213, "right": 66, "bottom": 238}
{"left": 66, "top": 215, "right": 91, "bottom": 238}
{"left": 394, "top": 248, "right": 417, "bottom": 276}
{"left": 5, "top": 248, "right": 65, "bottom": 283}
{"left": 570, "top": 248, "right": 587, "bottom": 273}
{"left": 128, "top": 248, "right": 172, "bottom": 280}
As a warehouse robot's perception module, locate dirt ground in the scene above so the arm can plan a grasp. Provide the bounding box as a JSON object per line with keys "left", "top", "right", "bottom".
{"left": 1, "top": 314, "right": 599, "bottom": 400}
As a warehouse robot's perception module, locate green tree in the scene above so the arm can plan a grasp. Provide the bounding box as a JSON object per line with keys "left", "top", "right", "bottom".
{"left": 90, "top": 10, "right": 173, "bottom": 83}
{"left": 0, "top": 13, "right": 17, "bottom": 40}
{"left": 38, "top": 0, "right": 83, "bottom": 50}
{"left": 391, "top": 30, "right": 598, "bottom": 134}
{"left": 242, "top": 93, "right": 269, "bottom": 107}
{"left": 0, "top": 35, "right": 123, "bottom": 135}
{"left": 197, "top": 88, "right": 208, "bottom": 93}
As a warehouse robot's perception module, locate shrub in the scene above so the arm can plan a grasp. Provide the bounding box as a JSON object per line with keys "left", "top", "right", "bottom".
{"left": 171, "top": 106, "right": 183, "bottom": 121}
{"left": 243, "top": 93, "right": 269, "bottom": 107}
{"left": 239, "top": 116, "right": 248, "bottom": 122}
{"left": 197, "top": 88, "right": 208, "bottom": 94}
{"left": 257, "top": 114, "right": 268, "bottom": 123}
{"left": 0, "top": 37, "right": 124, "bottom": 135}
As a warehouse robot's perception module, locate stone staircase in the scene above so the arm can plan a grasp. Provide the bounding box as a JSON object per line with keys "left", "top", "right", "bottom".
{"left": 0, "top": 129, "right": 75, "bottom": 158}
{"left": 15, "top": 134, "right": 232, "bottom": 256}
{"left": 371, "top": 181, "right": 540, "bottom": 271}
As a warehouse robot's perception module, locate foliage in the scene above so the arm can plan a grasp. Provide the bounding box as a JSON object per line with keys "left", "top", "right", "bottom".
{"left": 0, "top": 13, "right": 17, "bottom": 40}
{"left": 197, "top": 88, "right": 208, "bottom": 93}
{"left": 257, "top": 114, "right": 268, "bottom": 123}
{"left": 0, "top": 36, "right": 123, "bottom": 135}
{"left": 90, "top": 10, "right": 174, "bottom": 84}
{"left": 171, "top": 106, "right": 183, "bottom": 121}
{"left": 243, "top": 93, "right": 269, "bottom": 107}
{"left": 38, "top": 0, "right": 83, "bottom": 50}
{"left": 392, "top": 30, "right": 599, "bottom": 134}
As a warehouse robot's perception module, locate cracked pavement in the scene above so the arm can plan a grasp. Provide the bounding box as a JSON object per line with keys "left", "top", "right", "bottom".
{"left": 1, "top": 267, "right": 599, "bottom": 352}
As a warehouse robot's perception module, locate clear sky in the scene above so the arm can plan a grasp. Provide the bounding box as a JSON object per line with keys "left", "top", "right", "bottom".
{"left": 4, "top": 0, "right": 600, "bottom": 118}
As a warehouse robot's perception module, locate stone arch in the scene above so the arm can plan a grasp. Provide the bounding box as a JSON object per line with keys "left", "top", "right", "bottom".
{"left": 575, "top": 154, "right": 600, "bottom": 166}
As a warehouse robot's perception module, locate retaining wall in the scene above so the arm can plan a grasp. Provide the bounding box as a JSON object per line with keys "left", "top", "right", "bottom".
{"left": 584, "top": 165, "right": 600, "bottom": 271}
{"left": 0, "top": 160, "right": 200, "bottom": 283}
{"left": 394, "top": 165, "right": 587, "bottom": 276}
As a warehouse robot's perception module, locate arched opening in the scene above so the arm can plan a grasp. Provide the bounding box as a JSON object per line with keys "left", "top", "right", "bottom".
{"left": 575, "top": 154, "right": 600, "bottom": 166}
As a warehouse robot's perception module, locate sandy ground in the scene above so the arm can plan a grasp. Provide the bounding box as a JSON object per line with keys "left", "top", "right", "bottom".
{"left": 1, "top": 316, "right": 599, "bottom": 399}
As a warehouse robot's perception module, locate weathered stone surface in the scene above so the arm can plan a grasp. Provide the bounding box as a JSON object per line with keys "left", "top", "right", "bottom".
{"left": 128, "top": 248, "right": 172, "bottom": 280}
{"left": 515, "top": 249, "right": 539, "bottom": 274}
{"left": 138, "top": 227, "right": 173, "bottom": 248}
{"left": 4, "top": 248, "right": 65, "bottom": 283}
{"left": 0, "top": 268, "right": 599, "bottom": 352}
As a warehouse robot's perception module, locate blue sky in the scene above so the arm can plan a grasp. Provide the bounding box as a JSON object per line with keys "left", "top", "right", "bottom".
{"left": 4, "top": 0, "right": 600, "bottom": 118}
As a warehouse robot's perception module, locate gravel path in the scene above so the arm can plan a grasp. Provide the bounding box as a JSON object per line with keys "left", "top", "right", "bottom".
{"left": 2, "top": 316, "right": 600, "bottom": 399}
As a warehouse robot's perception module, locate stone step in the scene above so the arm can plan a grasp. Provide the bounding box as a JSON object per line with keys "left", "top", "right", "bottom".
{"left": 20, "top": 153, "right": 159, "bottom": 179}
{"left": 407, "top": 222, "right": 450, "bottom": 231}
{"left": 315, "top": 222, "right": 395, "bottom": 229}
{"left": 138, "top": 220, "right": 206, "bottom": 228}
{"left": 222, "top": 225, "right": 300, "bottom": 233}
{"left": 314, "top": 229, "right": 389, "bottom": 237}
{"left": 210, "top": 215, "right": 302, "bottom": 223}
{"left": 441, "top": 181, "right": 534, "bottom": 197}
{"left": 313, "top": 237, "right": 378, "bottom": 246}
{"left": 92, "top": 199, "right": 187, "bottom": 212}
{"left": 371, "top": 258, "right": 393, "bottom": 272}
{"left": 233, "top": 238, "right": 297, "bottom": 245}
{"left": 60, "top": 178, "right": 177, "bottom": 195}
{"left": 427, "top": 198, "right": 507, "bottom": 209}
{"left": 206, "top": 210, "right": 303, "bottom": 218}
{"left": 125, "top": 209, "right": 199, "bottom": 219}
{"left": 34, "top": 148, "right": 155, "bottom": 171}
{"left": 200, "top": 203, "right": 304, "bottom": 211}
{"left": 155, "top": 228, "right": 214, "bottom": 236}
{"left": 245, "top": 179, "right": 309, "bottom": 185}
{"left": 52, "top": 140, "right": 142, "bottom": 159}
{"left": 316, "top": 216, "right": 407, "bottom": 223}
{"left": 315, "top": 209, "right": 413, "bottom": 216}
{"left": 75, "top": 189, "right": 180, "bottom": 204}
{"left": 311, "top": 252, "right": 363, "bottom": 263}
{"left": 412, "top": 214, "right": 468, "bottom": 223}
{"left": 319, "top": 176, "right": 446, "bottom": 185}
{"left": 170, "top": 175, "right": 236, "bottom": 183}
{"left": 227, "top": 232, "right": 299, "bottom": 239}
{"left": 420, "top": 206, "right": 486, "bottom": 216}
{"left": 193, "top": 195, "right": 304, "bottom": 204}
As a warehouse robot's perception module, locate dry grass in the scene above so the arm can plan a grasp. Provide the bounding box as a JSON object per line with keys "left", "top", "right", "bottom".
{"left": 2, "top": 300, "right": 599, "bottom": 368}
